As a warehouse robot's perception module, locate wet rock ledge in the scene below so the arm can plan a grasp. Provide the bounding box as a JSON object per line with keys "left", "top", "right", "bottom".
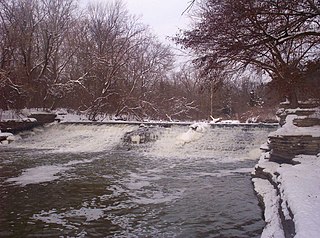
{"left": 252, "top": 100, "right": 320, "bottom": 238}
{"left": 0, "top": 112, "right": 56, "bottom": 144}
{"left": 123, "top": 124, "right": 160, "bottom": 144}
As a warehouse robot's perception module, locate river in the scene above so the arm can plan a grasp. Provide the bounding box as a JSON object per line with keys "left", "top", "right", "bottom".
{"left": 0, "top": 123, "right": 276, "bottom": 237}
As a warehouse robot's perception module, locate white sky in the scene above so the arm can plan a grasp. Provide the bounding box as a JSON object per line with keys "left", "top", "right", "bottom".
{"left": 81, "top": 0, "right": 194, "bottom": 65}
{"left": 125, "top": 0, "right": 191, "bottom": 43}
{"left": 82, "top": 0, "right": 192, "bottom": 45}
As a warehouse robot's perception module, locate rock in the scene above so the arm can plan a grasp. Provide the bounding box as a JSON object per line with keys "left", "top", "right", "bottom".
{"left": 0, "top": 132, "right": 14, "bottom": 144}
{"left": 123, "top": 126, "right": 160, "bottom": 144}
{"left": 0, "top": 113, "right": 57, "bottom": 134}
{"left": 279, "top": 99, "right": 319, "bottom": 110}
{"left": 1, "top": 140, "right": 9, "bottom": 145}
{"left": 260, "top": 142, "right": 271, "bottom": 152}
{"left": 268, "top": 135, "right": 320, "bottom": 161}
{"left": 6, "top": 135, "right": 15, "bottom": 142}
{"left": 0, "top": 134, "right": 8, "bottom": 142}
{"left": 252, "top": 100, "right": 320, "bottom": 237}
{"left": 293, "top": 117, "right": 320, "bottom": 127}
{"left": 271, "top": 103, "right": 320, "bottom": 162}
{"left": 276, "top": 108, "right": 316, "bottom": 126}
{"left": 0, "top": 120, "right": 42, "bottom": 134}
{"left": 28, "top": 113, "right": 56, "bottom": 124}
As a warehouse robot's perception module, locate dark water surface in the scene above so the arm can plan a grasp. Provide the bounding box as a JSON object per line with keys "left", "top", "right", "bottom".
{"left": 0, "top": 124, "right": 274, "bottom": 237}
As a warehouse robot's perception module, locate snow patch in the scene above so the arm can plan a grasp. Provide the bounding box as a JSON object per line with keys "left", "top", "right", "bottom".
{"left": 218, "top": 120, "right": 241, "bottom": 124}
{"left": 277, "top": 155, "right": 320, "bottom": 238}
{"left": 270, "top": 111, "right": 320, "bottom": 137}
{"left": 254, "top": 153, "right": 320, "bottom": 238}
{"left": 252, "top": 178, "right": 285, "bottom": 238}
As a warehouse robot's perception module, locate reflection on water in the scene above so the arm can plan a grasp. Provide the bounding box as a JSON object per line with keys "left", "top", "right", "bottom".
{"left": 0, "top": 124, "right": 275, "bottom": 237}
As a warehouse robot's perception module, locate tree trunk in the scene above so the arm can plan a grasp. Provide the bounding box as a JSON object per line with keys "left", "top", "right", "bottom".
{"left": 288, "top": 87, "right": 299, "bottom": 108}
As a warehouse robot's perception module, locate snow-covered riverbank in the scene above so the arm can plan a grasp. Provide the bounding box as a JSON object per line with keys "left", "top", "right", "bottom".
{"left": 252, "top": 102, "right": 320, "bottom": 238}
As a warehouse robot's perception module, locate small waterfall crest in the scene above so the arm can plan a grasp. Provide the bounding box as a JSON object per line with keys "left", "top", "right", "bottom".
{"left": 9, "top": 122, "right": 275, "bottom": 160}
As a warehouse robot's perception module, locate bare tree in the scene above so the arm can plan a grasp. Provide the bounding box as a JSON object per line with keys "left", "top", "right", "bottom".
{"left": 37, "top": 0, "right": 79, "bottom": 109}
{"left": 0, "top": 0, "right": 79, "bottom": 109}
{"left": 176, "top": 0, "right": 320, "bottom": 107}
{"left": 2, "top": 0, "right": 213, "bottom": 121}
{"left": 72, "top": 1, "right": 177, "bottom": 120}
{"left": 76, "top": 1, "right": 143, "bottom": 119}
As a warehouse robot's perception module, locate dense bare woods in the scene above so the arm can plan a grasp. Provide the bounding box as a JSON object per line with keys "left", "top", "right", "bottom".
{"left": 0, "top": 0, "right": 81, "bottom": 109}
{"left": 2, "top": 0, "right": 317, "bottom": 121}
{"left": 176, "top": 0, "right": 320, "bottom": 107}
{"left": 0, "top": 0, "right": 180, "bottom": 120}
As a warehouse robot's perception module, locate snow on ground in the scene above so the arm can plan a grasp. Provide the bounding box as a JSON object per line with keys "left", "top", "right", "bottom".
{"left": 269, "top": 113, "right": 320, "bottom": 137}
{"left": 0, "top": 108, "right": 50, "bottom": 121}
{"left": 1, "top": 108, "right": 278, "bottom": 125}
{"left": 55, "top": 108, "right": 91, "bottom": 122}
{"left": 253, "top": 105, "right": 320, "bottom": 237}
{"left": 217, "top": 120, "right": 241, "bottom": 124}
{"left": 278, "top": 155, "right": 320, "bottom": 238}
{"left": 0, "top": 108, "right": 89, "bottom": 122}
{"left": 254, "top": 153, "right": 320, "bottom": 238}
{"left": 252, "top": 177, "right": 285, "bottom": 238}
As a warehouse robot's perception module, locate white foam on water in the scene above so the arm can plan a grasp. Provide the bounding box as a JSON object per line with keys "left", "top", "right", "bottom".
{"left": 13, "top": 124, "right": 137, "bottom": 153}
{"left": 144, "top": 126, "right": 270, "bottom": 162}
{"left": 6, "top": 165, "right": 68, "bottom": 186}
{"left": 8, "top": 123, "right": 270, "bottom": 161}
{"left": 130, "top": 189, "right": 184, "bottom": 205}
{"left": 176, "top": 129, "right": 204, "bottom": 145}
{"left": 6, "top": 158, "right": 99, "bottom": 186}
{"left": 176, "top": 122, "right": 209, "bottom": 145}
{"left": 32, "top": 207, "right": 104, "bottom": 229}
{"left": 120, "top": 170, "right": 185, "bottom": 205}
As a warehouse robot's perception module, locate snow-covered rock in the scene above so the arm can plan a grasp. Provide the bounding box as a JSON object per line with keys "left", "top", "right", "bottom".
{"left": 252, "top": 102, "right": 320, "bottom": 237}
{"left": 0, "top": 132, "right": 15, "bottom": 144}
{"left": 22, "top": 117, "right": 37, "bottom": 122}
{"left": 252, "top": 178, "right": 285, "bottom": 238}
{"left": 253, "top": 153, "right": 320, "bottom": 238}
{"left": 123, "top": 125, "right": 160, "bottom": 144}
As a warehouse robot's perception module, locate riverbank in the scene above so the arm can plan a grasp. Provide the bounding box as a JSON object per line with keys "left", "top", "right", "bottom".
{"left": 252, "top": 101, "right": 320, "bottom": 238}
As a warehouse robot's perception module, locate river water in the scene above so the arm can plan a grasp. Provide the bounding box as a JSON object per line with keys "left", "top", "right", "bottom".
{"left": 0, "top": 123, "right": 275, "bottom": 237}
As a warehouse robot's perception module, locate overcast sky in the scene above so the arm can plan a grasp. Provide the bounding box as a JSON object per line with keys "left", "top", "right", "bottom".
{"left": 82, "top": 0, "right": 192, "bottom": 45}
{"left": 125, "top": 0, "right": 191, "bottom": 42}
{"left": 81, "top": 0, "right": 194, "bottom": 65}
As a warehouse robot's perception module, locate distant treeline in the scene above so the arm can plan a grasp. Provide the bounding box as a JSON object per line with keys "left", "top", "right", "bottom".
{"left": 1, "top": 0, "right": 318, "bottom": 121}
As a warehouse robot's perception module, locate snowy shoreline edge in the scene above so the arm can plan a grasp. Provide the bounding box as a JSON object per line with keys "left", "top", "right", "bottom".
{"left": 251, "top": 102, "right": 320, "bottom": 238}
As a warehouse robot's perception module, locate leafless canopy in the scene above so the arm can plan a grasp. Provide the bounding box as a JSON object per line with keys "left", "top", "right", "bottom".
{"left": 176, "top": 0, "right": 320, "bottom": 106}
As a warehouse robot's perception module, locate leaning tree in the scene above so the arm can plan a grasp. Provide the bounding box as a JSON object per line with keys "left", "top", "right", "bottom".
{"left": 176, "top": 0, "right": 320, "bottom": 107}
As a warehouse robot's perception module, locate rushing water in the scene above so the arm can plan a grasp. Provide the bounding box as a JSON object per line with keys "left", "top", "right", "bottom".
{"left": 0, "top": 123, "right": 276, "bottom": 237}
